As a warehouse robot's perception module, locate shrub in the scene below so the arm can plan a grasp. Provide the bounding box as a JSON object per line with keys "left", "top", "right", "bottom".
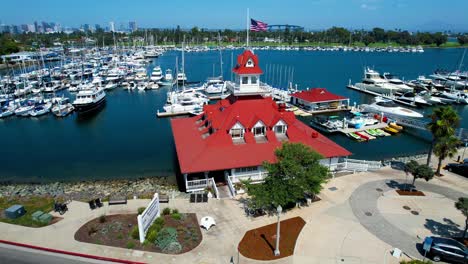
{"left": 163, "top": 241, "right": 182, "bottom": 254}
{"left": 146, "top": 229, "right": 158, "bottom": 243}
{"left": 137, "top": 207, "right": 146, "bottom": 215}
{"left": 147, "top": 217, "right": 164, "bottom": 235}
{"left": 126, "top": 241, "right": 135, "bottom": 249}
{"left": 162, "top": 207, "right": 171, "bottom": 215}
{"left": 171, "top": 213, "right": 182, "bottom": 220}
{"left": 98, "top": 215, "right": 106, "bottom": 223}
{"left": 154, "top": 217, "right": 165, "bottom": 226}
{"left": 172, "top": 208, "right": 179, "bottom": 214}
{"left": 155, "top": 227, "right": 178, "bottom": 251}
{"left": 130, "top": 226, "right": 139, "bottom": 240}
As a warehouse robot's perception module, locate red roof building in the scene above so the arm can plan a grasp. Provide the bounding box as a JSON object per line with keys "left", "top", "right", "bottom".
{"left": 291, "top": 88, "right": 350, "bottom": 112}
{"left": 170, "top": 50, "right": 351, "bottom": 193}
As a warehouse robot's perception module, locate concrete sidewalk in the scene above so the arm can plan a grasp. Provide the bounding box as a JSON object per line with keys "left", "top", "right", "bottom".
{"left": 1, "top": 164, "right": 467, "bottom": 263}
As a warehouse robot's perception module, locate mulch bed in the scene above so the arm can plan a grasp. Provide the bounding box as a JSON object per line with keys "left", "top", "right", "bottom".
{"left": 238, "top": 216, "right": 306, "bottom": 260}
{"left": 74, "top": 213, "right": 202, "bottom": 254}
{"left": 396, "top": 189, "right": 425, "bottom": 196}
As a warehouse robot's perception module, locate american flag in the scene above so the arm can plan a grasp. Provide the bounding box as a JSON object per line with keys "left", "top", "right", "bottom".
{"left": 250, "top": 19, "right": 268, "bottom": 32}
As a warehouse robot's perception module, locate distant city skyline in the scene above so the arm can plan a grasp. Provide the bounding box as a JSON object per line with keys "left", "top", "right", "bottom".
{"left": 1, "top": 0, "right": 467, "bottom": 32}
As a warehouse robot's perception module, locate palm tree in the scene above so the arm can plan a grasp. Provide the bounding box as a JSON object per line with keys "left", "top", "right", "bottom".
{"left": 433, "top": 135, "right": 461, "bottom": 175}
{"left": 426, "top": 106, "right": 460, "bottom": 166}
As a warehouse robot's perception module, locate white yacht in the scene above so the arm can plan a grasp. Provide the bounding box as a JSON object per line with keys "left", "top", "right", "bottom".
{"left": 52, "top": 98, "right": 74, "bottom": 117}
{"left": 176, "top": 72, "right": 187, "bottom": 85}
{"left": 397, "top": 92, "right": 431, "bottom": 106}
{"left": 382, "top": 73, "right": 413, "bottom": 92}
{"left": 158, "top": 69, "right": 174, "bottom": 86}
{"left": 203, "top": 77, "right": 226, "bottom": 94}
{"left": 361, "top": 97, "right": 423, "bottom": 118}
{"left": 163, "top": 91, "right": 208, "bottom": 114}
{"left": 150, "top": 66, "right": 163, "bottom": 82}
{"left": 30, "top": 102, "right": 52, "bottom": 117}
{"left": 15, "top": 103, "right": 35, "bottom": 116}
{"left": 354, "top": 68, "right": 401, "bottom": 95}
{"left": 72, "top": 88, "right": 106, "bottom": 113}
{"left": 0, "top": 103, "right": 16, "bottom": 118}
{"left": 418, "top": 91, "right": 444, "bottom": 105}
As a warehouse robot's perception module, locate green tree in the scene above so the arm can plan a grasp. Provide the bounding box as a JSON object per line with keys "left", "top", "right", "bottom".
{"left": 244, "top": 143, "right": 329, "bottom": 209}
{"left": 405, "top": 161, "right": 434, "bottom": 187}
{"left": 363, "top": 35, "right": 375, "bottom": 46}
{"left": 434, "top": 136, "right": 461, "bottom": 175}
{"left": 455, "top": 197, "right": 468, "bottom": 238}
{"left": 426, "top": 106, "right": 460, "bottom": 166}
{"left": 433, "top": 32, "right": 447, "bottom": 47}
{"left": 457, "top": 34, "right": 468, "bottom": 46}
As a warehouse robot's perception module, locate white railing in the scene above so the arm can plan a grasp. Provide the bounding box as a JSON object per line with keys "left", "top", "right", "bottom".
{"left": 230, "top": 171, "right": 268, "bottom": 183}
{"left": 226, "top": 172, "right": 236, "bottom": 197}
{"left": 328, "top": 158, "right": 382, "bottom": 173}
{"left": 209, "top": 177, "right": 220, "bottom": 199}
{"left": 186, "top": 178, "right": 209, "bottom": 191}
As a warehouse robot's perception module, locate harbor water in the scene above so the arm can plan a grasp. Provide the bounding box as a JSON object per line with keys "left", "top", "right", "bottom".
{"left": 1, "top": 48, "right": 467, "bottom": 183}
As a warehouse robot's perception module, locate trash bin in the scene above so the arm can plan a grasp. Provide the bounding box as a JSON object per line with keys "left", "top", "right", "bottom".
{"left": 5, "top": 205, "right": 26, "bottom": 219}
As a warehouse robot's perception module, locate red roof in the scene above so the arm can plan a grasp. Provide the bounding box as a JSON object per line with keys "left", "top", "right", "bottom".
{"left": 291, "top": 88, "right": 348, "bottom": 103}
{"left": 170, "top": 96, "right": 351, "bottom": 174}
{"left": 232, "top": 49, "right": 263, "bottom": 75}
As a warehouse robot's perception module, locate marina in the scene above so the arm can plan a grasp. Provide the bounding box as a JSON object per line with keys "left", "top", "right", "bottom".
{"left": 1, "top": 47, "right": 468, "bottom": 182}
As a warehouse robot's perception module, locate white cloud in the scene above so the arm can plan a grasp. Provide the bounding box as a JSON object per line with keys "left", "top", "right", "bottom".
{"left": 360, "top": 3, "right": 377, "bottom": 10}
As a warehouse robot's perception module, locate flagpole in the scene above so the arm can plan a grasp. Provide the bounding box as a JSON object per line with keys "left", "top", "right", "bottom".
{"left": 246, "top": 8, "right": 250, "bottom": 48}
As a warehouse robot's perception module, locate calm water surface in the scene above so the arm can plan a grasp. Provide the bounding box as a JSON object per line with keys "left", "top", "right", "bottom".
{"left": 0, "top": 48, "right": 466, "bottom": 182}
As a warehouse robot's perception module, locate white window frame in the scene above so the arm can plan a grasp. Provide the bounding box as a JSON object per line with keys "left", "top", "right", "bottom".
{"left": 273, "top": 119, "right": 287, "bottom": 134}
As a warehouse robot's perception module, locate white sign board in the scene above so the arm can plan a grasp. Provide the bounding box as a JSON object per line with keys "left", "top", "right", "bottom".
{"left": 137, "top": 193, "right": 160, "bottom": 243}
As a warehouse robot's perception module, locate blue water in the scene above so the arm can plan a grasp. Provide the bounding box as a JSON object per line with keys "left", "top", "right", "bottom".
{"left": 0, "top": 48, "right": 466, "bottom": 182}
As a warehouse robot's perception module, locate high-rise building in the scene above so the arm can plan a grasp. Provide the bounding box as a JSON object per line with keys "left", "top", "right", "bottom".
{"left": 109, "top": 21, "right": 115, "bottom": 32}
{"left": 34, "top": 21, "right": 38, "bottom": 32}
{"left": 21, "top": 24, "right": 29, "bottom": 32}
{"left": 27, "top": 24, "right": 35, "bottom": 33}
{"left": 41, "top": 21, "right": 49, "bottom": 32}
{"left": 95, "top": 24, "right": 102, "bottom": 31}
{"left": 83, "top": 24, "right": 90, "bottom": 32}
{"left": 129, "top": 21, "right": 137, "bottom": 32}
{"left": 11, "top": 25, "right": 20, "bottom": 34}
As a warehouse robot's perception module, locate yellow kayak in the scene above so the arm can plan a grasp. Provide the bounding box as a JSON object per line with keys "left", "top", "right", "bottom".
{"left": 384, "top": 126, "right": 399, "bottom": 134}
{"left": 389, "top": 122, "right": 403, "bottom": 131}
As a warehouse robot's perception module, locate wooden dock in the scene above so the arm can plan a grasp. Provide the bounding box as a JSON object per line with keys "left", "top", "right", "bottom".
{"left": 346, "top": 85, "right": 417, "bottom": 108}
{"left": 156, "top": 110, "right": 192, "bottom": 118}
{"left": 337, "top": 122, "right": 388, "bottom": 134}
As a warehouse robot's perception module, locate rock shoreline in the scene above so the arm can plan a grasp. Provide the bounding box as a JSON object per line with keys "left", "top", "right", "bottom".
{"left": 0, "top": 177, "right": 181, "bottom": 201}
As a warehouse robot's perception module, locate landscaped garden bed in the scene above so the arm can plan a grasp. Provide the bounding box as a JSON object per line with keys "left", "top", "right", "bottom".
{"left": 74, "top": 208, "right": 202, "bottom": 254}
{"left": 238, "top": 216, "right": 306, "bottom": 260}
{"left": 0, "top": 196, "right": 61, "bottom": 227}
{"left": 396, "top": 189, "right": 425, "bottom": 196}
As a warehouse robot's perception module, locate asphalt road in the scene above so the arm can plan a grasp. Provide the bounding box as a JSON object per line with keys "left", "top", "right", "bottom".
{"left": 0, "top": 243, "right": 114, "bottom": 264}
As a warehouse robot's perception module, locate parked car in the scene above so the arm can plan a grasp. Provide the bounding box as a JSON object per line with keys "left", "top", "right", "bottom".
{"left": 423, "top": 236, "right": 468, "bottom": 263}
{"left": 444, "top": 163, "right": 468, "bottom": 177}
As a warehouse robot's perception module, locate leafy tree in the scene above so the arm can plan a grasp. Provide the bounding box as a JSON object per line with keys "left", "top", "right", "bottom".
{"left": 405, "top": 161, "right": 434, "bottom": 187}
{"left": 455, "top": 197, "right": 468, "bottom": 238}
{"left": 434, "top": 136, "right": 461, "bottom": 175}
{"left": 244, "top": 143, "right": 329, "bottom": 209}
{"left": 426, "top": 106, "right": 460, "bottom": 166}
{"left": 458, "top": 34, "right": 468, "bottom": 46}
{"left": 363, "top": 35, "right": 375, "bottom": 46}
{"left": 433, "top": 32, "right": 447, "bottom": 47}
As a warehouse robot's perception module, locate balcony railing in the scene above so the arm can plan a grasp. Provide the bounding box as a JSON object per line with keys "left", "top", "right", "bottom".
{"left": 186, "top": 178, "right": 209, "bottom": 192}
{"left": 230, "top": 172, "right": 268, "bottom": 184}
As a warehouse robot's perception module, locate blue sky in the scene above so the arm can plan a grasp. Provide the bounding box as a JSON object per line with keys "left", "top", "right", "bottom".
{"left": 1, "top": 0, "right": 467, "bottom": 31}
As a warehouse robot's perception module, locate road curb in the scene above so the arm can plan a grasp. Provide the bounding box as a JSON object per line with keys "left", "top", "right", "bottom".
{"left": 0, "top": 239, "right": 146, "bottom": 264}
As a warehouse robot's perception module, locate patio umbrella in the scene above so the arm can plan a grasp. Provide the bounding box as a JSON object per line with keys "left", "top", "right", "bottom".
{"left": 200, "top": 216, "right": 216, "bottom": 230}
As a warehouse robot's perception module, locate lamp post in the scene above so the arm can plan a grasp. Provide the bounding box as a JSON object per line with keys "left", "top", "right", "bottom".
{"left": 274, "top": 205, "right": 282, "bottom": 256}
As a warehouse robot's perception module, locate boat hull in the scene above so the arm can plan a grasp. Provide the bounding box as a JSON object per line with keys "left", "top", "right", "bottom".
{"left": 73, "top": 97, "right": 106, "bottom": 114}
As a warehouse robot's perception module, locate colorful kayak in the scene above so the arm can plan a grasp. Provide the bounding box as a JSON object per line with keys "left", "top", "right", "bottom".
{"left": 348, "top": 132, "right": 363, "bottom": 141}
{"left": 375, "top": 128, "right": 391, "bottom": 136}
{"left": 384, "top": 126, "right": 399, "bottom": 134}
{"left": 389, "top": 122, "right": 403, "bottom": 131}
{"left": 366, "top": 129, "right": 382, "bottom": 137}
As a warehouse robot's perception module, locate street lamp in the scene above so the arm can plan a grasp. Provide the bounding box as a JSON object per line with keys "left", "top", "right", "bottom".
{"left": 274, "top": 205, "right": 282, "bottom": 256}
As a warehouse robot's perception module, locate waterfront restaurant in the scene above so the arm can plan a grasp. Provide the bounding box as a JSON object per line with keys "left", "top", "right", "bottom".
{"left": 290, "top": 88, "right": 350, "bottom": 112}
{"left": 170, "top": 50, "right": 351, "bottom": 195}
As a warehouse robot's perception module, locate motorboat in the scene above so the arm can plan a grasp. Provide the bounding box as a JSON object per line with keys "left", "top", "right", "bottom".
{"left": 382, "top": 73, "right": 413, "bottom": 92}
{"left": 354, "top": 68, "right": 401, "bottom": 95}
{"left": 203, "top": 77, "right": 226, "bottom": 94}
{"left": 0, "top": 103, "right": 16, "bottom": 118}
{"left": 147, "top": 82, "right": 159, "bottom": 90}
{"left": 137, "top": 82, "right": 148, "bottom": 91}
{"left": 52, "top": 98, "right": 74, "bottom": 117}
{"left": 72, "top": 88, "right": 106, "bottom": 113}
{"left": 418, "top": 91, "right": 444, "bottom": 105}
{"left": 176, "top": 72, "right": 187, "bottom": 85}
{"left": 158, "top": 69, "right": 174, "bottom": 86}
{"left": 150, "top": 66, "right": 163, "bottom": 82}
{"left": 397, "top": 92, "right": 431, "bottom": 106}
{"left": 440, "top": 90, "right": 468, "bottom": 104}
{"left": 361, "top": 97, "right": 423, "bottom": 118}
{"left": 14, "top": 102, "right": 35, "bottom": 116}
{"left": 30, "top": 102, "right": 52, "bottom": 117}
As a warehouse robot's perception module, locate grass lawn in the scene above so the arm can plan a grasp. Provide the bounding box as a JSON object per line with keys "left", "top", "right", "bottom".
{"left": 0, "top": 196, "right": 55, "bottom": 227}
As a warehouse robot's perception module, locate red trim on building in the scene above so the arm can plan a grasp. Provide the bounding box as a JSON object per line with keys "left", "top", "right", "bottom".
{"left": 291, "top": 88, "right": 347, "bottom": 103}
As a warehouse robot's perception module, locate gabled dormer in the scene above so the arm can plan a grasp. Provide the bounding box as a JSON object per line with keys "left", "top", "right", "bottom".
{"left": 251, "top": 120, "right": 266, "bottom": 137}
{"left": 229, "top": 121, "right": 245, "bottom": 139}
{"left": 273, "top": 119, "right": 287, "bottom": 134}
{"left": 229, "top": 49, "right": 265, "bottom": 96}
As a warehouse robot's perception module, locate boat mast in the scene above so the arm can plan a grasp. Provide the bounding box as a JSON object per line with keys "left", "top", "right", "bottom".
{"left": 218, "top": 32, "right": 223, "bottom": 78}
{"left": 246, "top": 8, "right": 250, "bottom": 48}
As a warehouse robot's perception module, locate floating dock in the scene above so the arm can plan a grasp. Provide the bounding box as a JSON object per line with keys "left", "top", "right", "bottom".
{"left": 156, "top": 110, "right": 192, "bottom": 118}
{"left": 346, "top": 85, "right": 417, "bottom": 107}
